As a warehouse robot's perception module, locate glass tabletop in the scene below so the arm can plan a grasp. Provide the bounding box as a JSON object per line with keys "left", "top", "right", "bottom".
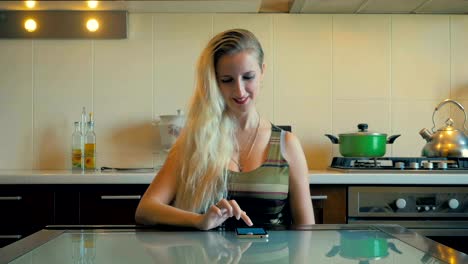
{"left": 1, "top": 225, "right": 466, "bottom": 264}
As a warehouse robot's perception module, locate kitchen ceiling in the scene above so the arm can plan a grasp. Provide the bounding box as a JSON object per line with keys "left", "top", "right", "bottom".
{"left": 0, "top": 0, "right": 468, "bottom": 14}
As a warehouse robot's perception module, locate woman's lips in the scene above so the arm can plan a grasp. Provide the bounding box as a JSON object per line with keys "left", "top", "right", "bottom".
{"left": 233, "top": 97, "right": 249, "bottom": 105}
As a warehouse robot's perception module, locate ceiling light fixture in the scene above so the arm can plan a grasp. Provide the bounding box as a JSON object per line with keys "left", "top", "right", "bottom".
{"left": 0, "top": 11, "right": 127, "bottom": 39}
{"left": 87, "top": 1, "right": 98, "bottom": 9}
{"left": 86, "top": 18, "right": 99, "bottom": 32}
{"left": 25, "top": 1, "right": 36, "bottom": 9}
{"left": 24, "top": 18, "right": 37, "bottom": 32}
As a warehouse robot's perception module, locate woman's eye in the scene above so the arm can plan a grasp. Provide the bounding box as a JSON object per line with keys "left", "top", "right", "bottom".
{"left": 243, "top": 75, "right": 255, "bottom": 80}
{"left": 220, "top": 78, "right": 232, "bottom": 83}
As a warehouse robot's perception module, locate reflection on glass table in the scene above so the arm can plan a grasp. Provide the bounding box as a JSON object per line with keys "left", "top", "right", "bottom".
{"left": 1, "top": 225, "right": 466, "bottom": 264}
{"left": 326, "top": 230, "right": 403, "bottom": 263}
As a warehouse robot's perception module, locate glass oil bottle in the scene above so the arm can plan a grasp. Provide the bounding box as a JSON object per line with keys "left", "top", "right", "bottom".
{"left": 84, "top": 117, "right": 96, "bottom": 170}
{"left": 71, "top": 122, "right": 83, "bottom": 170}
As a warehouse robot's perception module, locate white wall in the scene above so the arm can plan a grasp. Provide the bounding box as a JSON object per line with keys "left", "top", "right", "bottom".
{"left": 1, "top": 13, "right": 468, "bottom": 170}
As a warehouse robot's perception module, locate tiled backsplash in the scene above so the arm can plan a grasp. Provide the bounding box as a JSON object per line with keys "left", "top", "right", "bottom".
{"left": 1, "top": 13, "right": 467, "bottom": 170}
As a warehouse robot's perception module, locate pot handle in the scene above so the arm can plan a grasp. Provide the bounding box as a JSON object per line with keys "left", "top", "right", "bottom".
{"left": 325, "top": 245, "right": 340, "bottom": 257}
{"left": 386, "top": 134, "right": 401, "bottom": 144}
{"left": 431, "top": 99, "right": 467, "bottom": 133}
{"left": 388, "top": 242, "right": 403, "bottom": 254}
{"left": 325, "top": 134, "right": 339, "bottom": 144}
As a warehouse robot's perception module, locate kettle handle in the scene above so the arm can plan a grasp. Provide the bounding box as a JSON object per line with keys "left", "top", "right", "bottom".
{"left": 431, "top": 99, "right": 467, "bottom": 132}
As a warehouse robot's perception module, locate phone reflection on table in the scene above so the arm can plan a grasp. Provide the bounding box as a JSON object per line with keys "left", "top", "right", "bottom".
{"left": 135, "top": 230, "right": 312, "bottom": 264}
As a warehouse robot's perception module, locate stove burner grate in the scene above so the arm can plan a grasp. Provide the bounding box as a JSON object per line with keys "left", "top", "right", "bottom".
{"left": 330, "top": 157, "right": 468, "bottom": 170}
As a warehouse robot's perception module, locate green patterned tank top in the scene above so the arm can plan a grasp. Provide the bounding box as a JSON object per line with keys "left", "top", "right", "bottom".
{"left": 226, "top": 125, "right": 290, "bottom": 227}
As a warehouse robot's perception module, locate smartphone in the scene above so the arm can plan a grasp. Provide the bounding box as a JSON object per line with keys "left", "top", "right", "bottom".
{"left": 235, "top": 227, "right": 269, "bottom": 238}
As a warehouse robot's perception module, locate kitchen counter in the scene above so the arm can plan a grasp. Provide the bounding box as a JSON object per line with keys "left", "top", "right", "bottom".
{"left": 0, "top": 169, "right": 468, "bottom": 185}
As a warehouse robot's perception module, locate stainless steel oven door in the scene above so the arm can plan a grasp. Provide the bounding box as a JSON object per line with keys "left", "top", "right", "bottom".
{"left": 347, "top": 186, "right": 468, "bottom": 254}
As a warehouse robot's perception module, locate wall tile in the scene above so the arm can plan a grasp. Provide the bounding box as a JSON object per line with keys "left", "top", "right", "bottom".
{"left": 451, "top": 16, "right": 468, "bottom": 100}
{"left": 154, "top": 14, "right": 213, "bottom": 117}
{"left": 274, "top": 14, "right": 332, "bottom": 169}
{"left": 391, "top": 99, "right": 451, "bottom": 157}
{"left": 392, "top": 15, "right": 450, "bottom": 100}
{"left": 0, "top": 41, "right": 33, "bottom": 169}
{"left": 94, "top": 13, "right": 154, "bottom": 168}
{"left": 213, "top": 14, "right": 274, "bottom": 121}
{"left": 2, "top": 13, "right": 468, "bottom": 170}
{"left": 333, "top": 15, "right": 391, "bottom": 99}
{"left": 332, "top": 100, "right": 392, "bottom": 157}
{"left": 33, "top": 40, "right": 92, "bottom": 169}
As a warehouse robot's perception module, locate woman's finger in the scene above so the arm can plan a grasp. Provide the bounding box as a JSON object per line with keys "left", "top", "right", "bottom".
{"left": 209, "top": 204, "right": 223, "bottom": 217}
{"left": 228, "top": 200, "right": 243, "bottom": 220}
{"left": 240, "top": 211, "right": 254, "bottom": 226}
{"left": 216, "top": 199, "right": 234, "bottom": 217}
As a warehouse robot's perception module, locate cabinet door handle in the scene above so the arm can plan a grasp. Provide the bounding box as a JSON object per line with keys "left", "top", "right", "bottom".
{"left": 0, "top": 235, "right": 22, "bottom": 239}
{"left": 100, "top": 195, "right": 141, "bottom": 200}
{"left": 0, "top": 196, "right": 22, "bottom": 201}
{"left": 311, "top": 195, "right": 328, "bottom": 200}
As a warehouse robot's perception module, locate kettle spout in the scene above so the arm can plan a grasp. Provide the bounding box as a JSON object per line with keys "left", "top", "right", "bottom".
{"left": 419, "top": 128, "right": 433, "bottom": 142}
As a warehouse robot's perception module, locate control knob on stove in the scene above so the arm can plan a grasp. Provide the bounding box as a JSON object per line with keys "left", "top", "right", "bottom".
{"left": 395, "top": 198, "right": 407, "bottom": 209}
{"left": 395, "top": 162, "right": 405, "bottom": 169}
{"left": 448, "top": 198, "right": 460, "bottom": 209}
{"left": 438, "top": 162, "right": 448, "bottom": 170}
{"left": 409, "top": 162, "right": 420, "bottom": 169}
{"left": 423, "top": 162, "right": 433, "bottom": 169}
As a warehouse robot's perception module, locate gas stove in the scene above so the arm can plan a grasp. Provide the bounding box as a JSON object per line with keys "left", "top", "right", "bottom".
{"left": 329, "top": 157, "right": 468, "bottom": 173}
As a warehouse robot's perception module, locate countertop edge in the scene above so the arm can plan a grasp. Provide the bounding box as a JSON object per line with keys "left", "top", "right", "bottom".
{"left": 0, "top": 170, "right": 467, "bottom": 185}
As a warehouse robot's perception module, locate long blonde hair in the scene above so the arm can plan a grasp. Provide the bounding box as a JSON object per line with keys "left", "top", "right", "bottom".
{"left": 173, "top": 29, "right": 265, "bottom": 213}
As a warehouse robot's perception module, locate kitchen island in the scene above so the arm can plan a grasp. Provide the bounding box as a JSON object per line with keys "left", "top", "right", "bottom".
{"left": 1, "top": 169, "right": 467, "bottom": 254}
{"left": 1, "top": 224, "right": 467, "bottom": 264}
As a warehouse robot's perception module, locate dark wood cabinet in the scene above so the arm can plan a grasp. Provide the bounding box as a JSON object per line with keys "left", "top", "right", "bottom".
{"left": 310, "top": 185, "right": 347, "bottom": 224}
{"left": 79, "top": 185, "right": 148, "bottom": 224}
{"left": 0, "top": 184, "right": 149, "bottom": 248}
{"left": 0, "top": 183, "right": 346, "bottom": 247}
{"left": 0, "top": 185, "right": 54, "bottom": 247}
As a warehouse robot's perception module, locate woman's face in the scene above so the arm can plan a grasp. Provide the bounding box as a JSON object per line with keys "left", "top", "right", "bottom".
{"left": 216, "top": 51, "right": 265, "bottom": 116}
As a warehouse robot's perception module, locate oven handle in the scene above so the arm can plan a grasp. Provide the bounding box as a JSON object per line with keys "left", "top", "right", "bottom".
{"left": 310, "top": 195, "right": 328, "bottom": 200}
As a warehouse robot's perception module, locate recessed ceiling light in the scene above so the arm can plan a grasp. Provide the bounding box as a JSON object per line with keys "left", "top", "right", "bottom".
{"left": 87, "top": 1, "right": 98, "bottom": 9}
{"left": 25, "top": 1, "right": 36, "bottom": 9}
{"left": 24, "top": 18, "right": 37, "bottom": 32}
{"left": 86, "top": 18, "right": 99, "bottom": 32}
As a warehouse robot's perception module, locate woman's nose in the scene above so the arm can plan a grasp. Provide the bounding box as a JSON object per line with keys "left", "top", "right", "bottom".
{"left": 233, "top": 79, "right": 245, "bottom": 96}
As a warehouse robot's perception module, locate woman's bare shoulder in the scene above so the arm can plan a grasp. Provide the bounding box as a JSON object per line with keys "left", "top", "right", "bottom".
{"left": 282, "top": 131, "right": 304, "bottom": 160}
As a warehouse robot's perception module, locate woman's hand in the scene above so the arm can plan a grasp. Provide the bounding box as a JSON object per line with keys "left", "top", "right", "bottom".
{"left": 196, "top": 199, "right": 253, "bottom": 230}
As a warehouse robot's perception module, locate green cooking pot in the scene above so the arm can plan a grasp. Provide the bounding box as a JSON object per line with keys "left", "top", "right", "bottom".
{"left": 326, "top": 230, "right": 402, "bottom": 263}
{"left": 325, "top": 123, "right": 401, "bottom": 157}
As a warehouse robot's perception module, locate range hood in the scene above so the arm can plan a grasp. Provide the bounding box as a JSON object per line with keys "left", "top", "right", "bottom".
{"left": 0, "top": 0, "right": 467, "bottom": 14}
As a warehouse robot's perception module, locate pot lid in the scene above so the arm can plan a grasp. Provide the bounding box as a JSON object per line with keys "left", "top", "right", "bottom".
{"left": 339, "top": 123, "right": 387, "bottom": 137}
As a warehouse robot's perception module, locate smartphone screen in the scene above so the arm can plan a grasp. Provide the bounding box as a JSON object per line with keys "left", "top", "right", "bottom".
{"left": 235, "top": 227, "right": 269, "bottom": 238}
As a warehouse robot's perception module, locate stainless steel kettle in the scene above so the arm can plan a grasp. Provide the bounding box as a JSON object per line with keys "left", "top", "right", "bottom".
{"left": 419, "top": 99, "right": 468, "bottom": 157}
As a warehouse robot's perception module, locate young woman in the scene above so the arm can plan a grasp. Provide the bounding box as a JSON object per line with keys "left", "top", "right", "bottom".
{"left": 135, "top": 29, "right": 314, "bottom": 230}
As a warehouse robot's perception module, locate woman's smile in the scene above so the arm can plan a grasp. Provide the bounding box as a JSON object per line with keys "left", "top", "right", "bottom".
{"left": 233, "top": 96, "right": 249, "bottom": 105}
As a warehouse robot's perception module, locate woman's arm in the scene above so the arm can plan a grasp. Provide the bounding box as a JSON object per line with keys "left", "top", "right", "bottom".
{"left": 283, "top": 132, "right": 315, "bottom": 225}
{"left": 135, "top": 147, "right": 202, "bottom": 227}
{"left": 135, "top": 146, "right": 253, "bottom": 229}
